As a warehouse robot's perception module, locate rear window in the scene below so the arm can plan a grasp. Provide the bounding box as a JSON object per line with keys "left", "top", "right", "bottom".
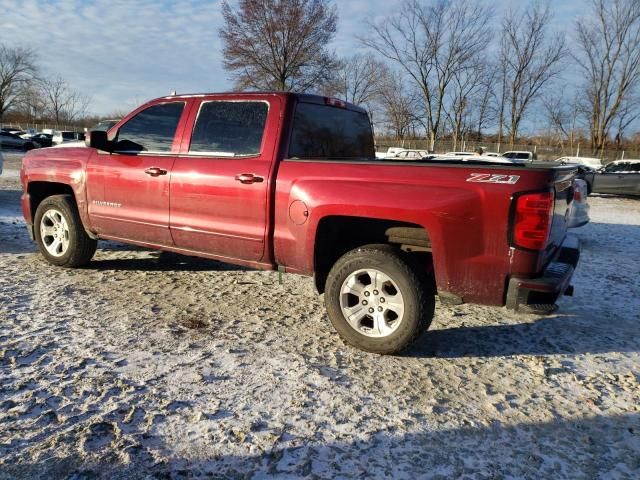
{"left": 62, "top": 132, "right": 75, "bottom": 139}
{"left": 288, "top": 103, "right": 374, "bottom": 159}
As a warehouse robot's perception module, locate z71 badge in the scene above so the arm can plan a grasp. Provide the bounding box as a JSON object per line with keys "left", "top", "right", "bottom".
{"left": 466, "top": 173, "right": 520, "bottom": 184}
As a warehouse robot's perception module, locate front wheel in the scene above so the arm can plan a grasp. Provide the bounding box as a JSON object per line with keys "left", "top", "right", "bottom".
{"left": 34, "top": 195, "right": 97, "bottom": 267}
{"left": 324, "top": 245, "right": 435, "bottom": 354}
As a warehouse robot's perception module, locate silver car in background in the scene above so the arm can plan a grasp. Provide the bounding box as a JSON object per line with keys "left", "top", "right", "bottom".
{"left": 587, "top": 160, "right": 640, "bottom": 196}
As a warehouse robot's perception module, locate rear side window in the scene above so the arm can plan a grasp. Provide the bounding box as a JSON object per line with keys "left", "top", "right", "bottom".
{"left": 618, "top": 162, "right": 640, "bottom": 173}
{"left": 189, "top": 101, "right": 268, "bottom": 156}
{"left": 605, "top": 163, "right": 623, "bottom": 172}
{"left": 288, "top": 103, "right": 375, "bottom": 159}
{"left": 115, "top": 102, "right": 185, "bottom": 153}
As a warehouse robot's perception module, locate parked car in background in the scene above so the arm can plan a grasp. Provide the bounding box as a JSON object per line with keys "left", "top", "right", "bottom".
{"left": 433, "top": 154, "right": 523, "bottom": 165}
{"left": 584, "top": 160, "right": 640, "bottom": 196}
{"left": 567, "top": 178, "right": 590, "bottom": 228}
{"left": 0, "top": 149, "right": 3, "bottom": 175}
{"left": 389, "top": 149, "right": 430, "bottom": 160}
{"left": 375, "top": 146, "right": 406, "bottom": 159}
{"left": 28, "top": 133, "right": 53, "bottom": 148}
{"left": 445, "top": 151, "right": 474, "bottom": 156}
{"left": 0, "top": 131, "right": 38, "bottom": 150}
{"left": 52, "top": 131, "right": 83, "bottom": 145}
{"left": 502, "top": 151, "right": 536, "bottom": 162}
{"left": 555, "top": 156, "right": 602, "bottom": 169}
{"left": 1, "top": 127, "right": 24, "bottom": 135}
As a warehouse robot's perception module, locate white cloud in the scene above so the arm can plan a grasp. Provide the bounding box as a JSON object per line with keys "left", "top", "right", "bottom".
{"left": 0, "top": 0, "right": 226, "bottom": 115}
{"left": 0, "top": 0, "right": 588, "bottom": 116}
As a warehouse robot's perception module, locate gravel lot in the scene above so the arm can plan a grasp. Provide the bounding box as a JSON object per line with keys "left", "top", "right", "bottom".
{"left": 1, "top": 152, "right": 639, "bottom": 479}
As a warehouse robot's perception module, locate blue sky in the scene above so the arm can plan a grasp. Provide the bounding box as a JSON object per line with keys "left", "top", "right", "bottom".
{"left": 0, "top": 0, "right": 586, "bottom": 119}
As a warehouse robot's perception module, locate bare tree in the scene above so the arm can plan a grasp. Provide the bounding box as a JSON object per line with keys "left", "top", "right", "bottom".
{"left": 444, "top": 60, "right": 493, "bottom": 149}
{"left": 323, "top": 53, "right": 392, "bottom": 131}
{"left": 0, "top": 44, "right": 38, "bottom": 124}
{"left": 542, "top": 90, "right": 583, "bottom": 153}
{"left": 220, "top": 0, "right": 338, "bottom": 92}
{"left": 41, "top": 77, "right": 90, "bottom": 126}
{"left": 329, "top": 53, "right": 388, "bottom": 106}
{"left": 472, "top": 64, "right": 499, "bottom": 141}
{"left": 379, "top": 72, "right": 424, "bottom": 141}
{"left": 575, "top": 0, "right": 640, "bottom": 154}
{"left": 362, "top": 0, "right": 493, "bottom": 151}
{"left": 16, "top": 83, "right": 46, "bottom": 125}
{"left": 500, "top": 3, "right": 566, "bottom": 147}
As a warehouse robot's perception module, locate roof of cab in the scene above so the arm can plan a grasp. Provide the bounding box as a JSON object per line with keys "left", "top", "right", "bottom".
{"left": 152, "top": 91, "right": 367, "bottom": 114}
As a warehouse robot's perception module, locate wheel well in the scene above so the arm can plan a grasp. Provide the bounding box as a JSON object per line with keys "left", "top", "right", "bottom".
{"left": 314, "top": 216, "right": 433, "bottom": 293}
{"left": 27, "top": 182, "right": 75, "bottom": 222}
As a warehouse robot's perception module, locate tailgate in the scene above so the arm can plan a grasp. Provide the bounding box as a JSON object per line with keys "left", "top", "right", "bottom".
{"left": 540, "top": 166, "right": 577, "bottom": 268}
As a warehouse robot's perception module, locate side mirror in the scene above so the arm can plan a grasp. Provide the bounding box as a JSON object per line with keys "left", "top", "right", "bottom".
{"left": 85, "top": 130, "right": 111, "bottom": 152}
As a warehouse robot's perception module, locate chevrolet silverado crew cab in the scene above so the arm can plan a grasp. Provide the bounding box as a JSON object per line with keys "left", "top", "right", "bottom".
{"left": 21, "top": 92, "right": 581, "bottom": 354}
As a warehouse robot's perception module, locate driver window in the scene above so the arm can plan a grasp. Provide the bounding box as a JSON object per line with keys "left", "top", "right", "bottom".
{"left": 114, "top": 102, "right": 185, "bottom": 153}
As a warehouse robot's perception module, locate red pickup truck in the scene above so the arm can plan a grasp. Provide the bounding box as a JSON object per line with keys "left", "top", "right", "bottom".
{"left": 20, "top": 92, "right": 580, "bottom": 354}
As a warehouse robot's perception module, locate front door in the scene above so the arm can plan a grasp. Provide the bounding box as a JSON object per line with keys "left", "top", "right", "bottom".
{"left": 169, "top": 97, "right": 281, "bottom": 262}
{"left": 87, "top": 101, "right": 188, "bottom": 246}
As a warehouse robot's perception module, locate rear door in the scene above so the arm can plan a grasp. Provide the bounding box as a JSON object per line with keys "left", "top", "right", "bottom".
{"left": 86, "top": 100, "right": 189, "bottom": 246}
{"left": 169, "top": 96, "right": 282, "bottom": 262}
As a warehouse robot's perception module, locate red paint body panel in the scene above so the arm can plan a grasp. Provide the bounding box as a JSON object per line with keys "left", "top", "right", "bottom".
{"left": 21, "top": 92, "right": 577, "bottom": 307}
{"left": 273, "top": 160, "right": 566, "bottom": 305}
{"left": 21, "top": 147, "right": 93, "bottom": 229}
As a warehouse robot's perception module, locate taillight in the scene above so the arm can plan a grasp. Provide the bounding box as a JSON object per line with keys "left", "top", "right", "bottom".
{"left": 325, "top": 97, "right": 346, "bottom": 108}
{"left": 513, "top": 191, "right": 554, "bottom": 250}
{"left": 573, "top": 189, "right": 582, "bottom": 202}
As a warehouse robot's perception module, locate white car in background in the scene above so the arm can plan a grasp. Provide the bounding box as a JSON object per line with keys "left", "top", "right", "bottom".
{"left": 375, "top": 146, "right": 406, "bottom": 159}
{"left": 502, "top": 150, "right": 536, "bottom": 162}
{"left": 390, "top": 149, "right": 430, "bottom": 160}
{"left": 445, "top": 151, "right": 474, "bottom": 156}
{"left": 52, "top": 131, "right": 84, "bottom": 145}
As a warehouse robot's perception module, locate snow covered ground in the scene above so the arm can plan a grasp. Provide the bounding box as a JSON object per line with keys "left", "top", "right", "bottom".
{"left": 1, "top": 155, "right": 639, "bottom": 479}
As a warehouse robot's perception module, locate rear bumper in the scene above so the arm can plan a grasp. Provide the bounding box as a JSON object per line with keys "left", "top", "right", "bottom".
{"left": 506, "top": 235, "right": 580, "bottom": 312}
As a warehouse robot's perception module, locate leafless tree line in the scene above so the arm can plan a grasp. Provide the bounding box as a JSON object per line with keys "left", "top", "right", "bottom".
{"left": 221, "top": 0, "right": 640, "bottom": 154}
{"left": 0, "top": 44, "right": 90, "bottom": 127}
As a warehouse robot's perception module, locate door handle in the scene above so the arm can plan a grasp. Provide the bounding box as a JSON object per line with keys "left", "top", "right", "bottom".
{"left": 145, "top": 167, "right": 167, "bottom": 177}
{"left": 235, "top": 173, "right": 264, "bottom": 184}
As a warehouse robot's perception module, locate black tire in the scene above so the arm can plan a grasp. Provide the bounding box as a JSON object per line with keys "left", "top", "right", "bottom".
{"left": 324, "top": 244, "right": 435, "bottom": 355}
{"left": 34, "top": 194, "right": 97, "bottom": 267}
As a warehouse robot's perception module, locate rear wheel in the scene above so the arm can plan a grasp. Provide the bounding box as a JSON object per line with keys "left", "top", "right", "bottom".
{"left": 325, "top": 244, "right": 435, "bottom": 354}
{"left": 34, "top": 195, "right": 97, "bottom": 267}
